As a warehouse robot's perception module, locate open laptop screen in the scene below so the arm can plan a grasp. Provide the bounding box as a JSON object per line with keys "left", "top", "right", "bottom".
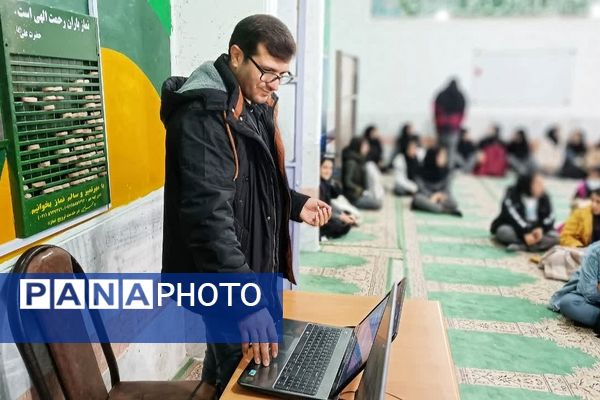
{"left": 355, "top": 284, "right": 396, "bottom": 400}
{"left": 331, "top": 287, "right": 391, "bottom": 395}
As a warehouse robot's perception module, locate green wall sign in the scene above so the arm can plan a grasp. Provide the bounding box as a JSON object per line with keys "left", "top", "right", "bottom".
{"left": 372, "top": 0, "right": 591, "bottom": 17}
{"left": 0, "top": 1, "right": 110, "bottom": 237}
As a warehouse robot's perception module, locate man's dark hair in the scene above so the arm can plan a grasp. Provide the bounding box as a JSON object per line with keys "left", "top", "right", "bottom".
{"left": 591, "top": 188, "right": 600, "bottom": 197}
{"left": 229, "top": 14, "right": 296, "bottom": 61}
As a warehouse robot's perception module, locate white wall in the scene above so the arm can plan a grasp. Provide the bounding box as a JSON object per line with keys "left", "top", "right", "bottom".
{"left": 328, "top": 0, "right": 600, "bottom": 143}
{"left": 171, "top": 0, "right": 275, "bottom": 76}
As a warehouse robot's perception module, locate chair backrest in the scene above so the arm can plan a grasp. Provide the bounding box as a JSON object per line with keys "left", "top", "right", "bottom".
{"left": 10, "top": 245, "right": 120, "bottom": 400}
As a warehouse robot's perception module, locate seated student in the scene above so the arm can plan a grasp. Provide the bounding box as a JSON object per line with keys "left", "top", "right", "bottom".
{"left": 572, "top": 165, "right": 600, "bottom": 210}
{"left": 561, "top": 189, "right": 600, "bottom": 248}
{"left": 455, "top": 127, "right": 477, "bottom": 173}
{"left": 319, "top": 157, "right": 357, "bottom": 239}
{"left": 411, "top": 147, "right": 462, "bottom": 216}
{"left": 534, "top": 126, "right": 563, "bottom": 176}
{"left": 391, "top": 123, "right": 417, "bottom": 163}
{"left": 491, "top": 172, "right": 559, "bottom": 252}
{"left": 392, "top": 137, "right": 420, "bottom": 196}
{"left": 507, "top": 128, "right": 535, "bottom": 175}
{"left": 474, "top": 124, "right": 508, "bottom": 177}
{"left": 549, "top": 241, "right": 600, "bottom": 334}
{"left": 342, "top": 137, "right": 384, "bottom": 210}
{"left": 560, "top": 129, "right": 588, "bottom": 179}
{"left": 363, "top": 125, "right": 385, "bottom": 171}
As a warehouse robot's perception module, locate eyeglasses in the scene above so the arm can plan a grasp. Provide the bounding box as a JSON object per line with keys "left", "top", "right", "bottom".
{"left": 247, "top": 56, "right": 295, "bottom": 85}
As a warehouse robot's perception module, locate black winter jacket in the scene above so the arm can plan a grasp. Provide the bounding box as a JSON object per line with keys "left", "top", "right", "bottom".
{"left": 341, "top": 148, "right": 366, "bottom": 203}
{"left": 160, "top": 54, "right": 309, "bottom": 283}
{"left": 490, "top": 187, "right": 555, "bottom": 237}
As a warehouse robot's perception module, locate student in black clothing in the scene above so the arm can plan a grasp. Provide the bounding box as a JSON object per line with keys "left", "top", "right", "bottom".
{"left": 319, "top": 157, "right": 356, "bottom": 239}
{"left": 363, "top": 125, "right": 385, "bottom": 170}
{"left": 506, "top": 128, "right": 535, "bottom": 175}
{"left": 560, "top": 129, "right": 588, "bottom": 179}
{"left": 412, "top": 147, "right": 462, "bottom": 216}
{"left": 455, "top": 127, "right": 477, "bottom": 172}
{"left": 491, "top": 172, "right": 559, "bottom": 252}
{"left": 391, "top": 123, "right": 417, "bottom": 162}
{"left": 342, "top": 137, "right": 384, "bottom": 210}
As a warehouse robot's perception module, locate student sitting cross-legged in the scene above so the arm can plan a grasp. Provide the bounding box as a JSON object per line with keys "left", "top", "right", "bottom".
{"left": 549, "top": 241, "right": 600, "bottom": 334}
{"left": 341, "top": 137, "right": 384, "bottom": 210}
{"left": 411, "top": 147, "right": 462, "bottom": 217}
{"left": 491, "top": 172, "right": 559, "bottom": 252}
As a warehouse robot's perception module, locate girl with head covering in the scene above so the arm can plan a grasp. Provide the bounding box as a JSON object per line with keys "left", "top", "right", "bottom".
{"left": 475, "top": 124, "right": 508, "bottom": 177}
{"left": 534, "top": 126, "right": 563, "bottom": 176}
{"left": 363, "top": 125, "right": 384, "bottom": 170}
{"left": 392, "top": 136, "right": 420, "bottom": 196}
{"left": 342, "top": 137, "right": 383, "bottom": 210}
{"left": 388, "top": 122, "right": 418, "bottom": 170}
{"left": 455, "top": 127, "right": 477, "bottom": 173}
{"left": 491, "top": 172, "right": 559, "bottom": 251}
{"left": 411, "top": 147, "right": 462, "bottom": 216}
{"left": 507, "top": 128, "right": 535, "bottom": 175}
{"left": 319, "top": 157, "right": 356, "bottom": 239}
{"left": 561, "top": 188, "right": 600, "bottom": 248}
{"left": 560, "top": 129, "right": 588, "bottom": 179}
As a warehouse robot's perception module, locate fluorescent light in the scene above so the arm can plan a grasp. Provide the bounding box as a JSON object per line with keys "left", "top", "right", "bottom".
{"left": 435, "top": 9, "right": 450, "bottom": 21}
{"left": 591, "top": 3, "right": 600, "bottom": 19}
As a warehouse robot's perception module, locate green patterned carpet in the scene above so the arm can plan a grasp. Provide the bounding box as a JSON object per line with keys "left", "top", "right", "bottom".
{"left": 300, "top": 174, "right": 600, "bottom": 399}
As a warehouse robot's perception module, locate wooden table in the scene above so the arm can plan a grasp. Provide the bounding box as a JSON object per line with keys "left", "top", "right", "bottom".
{"left": 222, "top": 291, "right": 460, "bottom": 400}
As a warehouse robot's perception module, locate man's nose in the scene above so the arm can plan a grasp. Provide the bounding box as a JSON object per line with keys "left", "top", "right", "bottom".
{"left": 266, "top": 79, "right": 280, "bottom": 91}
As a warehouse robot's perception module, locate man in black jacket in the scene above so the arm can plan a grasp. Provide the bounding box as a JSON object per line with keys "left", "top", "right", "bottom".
{"left": 160, "top": 15, "right": 331, "bottom": 398}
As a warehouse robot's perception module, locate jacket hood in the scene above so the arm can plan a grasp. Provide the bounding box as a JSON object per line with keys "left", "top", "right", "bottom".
{"left": 160, "top": 54, "right": 240, "bottom": 126}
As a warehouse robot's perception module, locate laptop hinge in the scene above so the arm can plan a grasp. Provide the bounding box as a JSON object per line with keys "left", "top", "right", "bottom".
{"left": 329, "top": 331, "right": 357, "bottom": 397}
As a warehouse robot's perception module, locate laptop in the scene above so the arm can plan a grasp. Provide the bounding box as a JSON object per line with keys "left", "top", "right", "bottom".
{"left": 238, "top": 279, "right": 406, "bottom": 399}
{"left": 392, "top": 279, "right": 407, "bottom": 341}
{"left": 355, "top": 281, "right": 396, "bottom": 400}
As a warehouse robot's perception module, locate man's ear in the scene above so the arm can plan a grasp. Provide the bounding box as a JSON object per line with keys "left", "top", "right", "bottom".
{"left": 230, "top": 44, "right": 244, "bottom": 68}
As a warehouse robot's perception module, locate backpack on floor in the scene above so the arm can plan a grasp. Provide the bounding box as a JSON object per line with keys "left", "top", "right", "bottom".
{"left": 538, "top": 246, "right": 584, "bottom": 281}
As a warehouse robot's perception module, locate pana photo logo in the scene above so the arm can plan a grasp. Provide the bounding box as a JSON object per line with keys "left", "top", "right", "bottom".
{"left": 19, "top": 279, "right": 263, "bottom": 310}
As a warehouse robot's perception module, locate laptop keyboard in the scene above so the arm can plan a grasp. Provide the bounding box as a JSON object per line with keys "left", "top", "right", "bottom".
{"left": 274, "top": 324, "right": 341, "bottom": 396}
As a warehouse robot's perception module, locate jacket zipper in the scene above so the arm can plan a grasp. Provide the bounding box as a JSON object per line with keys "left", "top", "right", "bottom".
{"left": 237, "top": 110, "right": 281, "bottom": 274}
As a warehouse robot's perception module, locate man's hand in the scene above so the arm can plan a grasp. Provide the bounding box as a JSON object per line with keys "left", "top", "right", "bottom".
{"left": 239, "top": 308, "right": 278, "bottom": 367}
{"left": 300, "top": 198, "right": 332, "bottom": 227}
